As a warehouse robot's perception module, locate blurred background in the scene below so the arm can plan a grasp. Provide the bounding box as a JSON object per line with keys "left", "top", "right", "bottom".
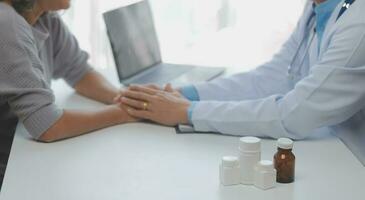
{"left": 61, "top": 0, "right": 307, "bottom": 73}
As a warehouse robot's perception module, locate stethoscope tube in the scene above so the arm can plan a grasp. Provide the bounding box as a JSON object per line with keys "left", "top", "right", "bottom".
{"left": 287, "top": 12, "right": 316, "bottom": 81}
{"left": 287, "top": 0, "right": 356, "bottom": 81}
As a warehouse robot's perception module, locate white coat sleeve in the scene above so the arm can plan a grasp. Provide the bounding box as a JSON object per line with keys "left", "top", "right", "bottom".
{"left": 191, "top": 22, "right": 365, "bottom": 140}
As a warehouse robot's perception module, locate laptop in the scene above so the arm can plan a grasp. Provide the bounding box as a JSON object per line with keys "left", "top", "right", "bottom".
{"left": 103, "top": 0, "right": 225, "bottom": 87}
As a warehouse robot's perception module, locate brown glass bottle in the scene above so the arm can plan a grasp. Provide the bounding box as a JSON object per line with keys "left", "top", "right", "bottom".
{"left": 273, "top": 138, "right": 295, "bottom": 183}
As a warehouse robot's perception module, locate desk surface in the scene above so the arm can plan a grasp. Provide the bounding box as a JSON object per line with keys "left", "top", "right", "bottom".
{"left": 1, "top": 80, "right": 365, "bottom": 200}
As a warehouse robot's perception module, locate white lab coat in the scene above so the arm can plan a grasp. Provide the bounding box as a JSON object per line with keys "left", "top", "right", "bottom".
{"left": 190, "top": 0, "right": 365, "bottom": 140}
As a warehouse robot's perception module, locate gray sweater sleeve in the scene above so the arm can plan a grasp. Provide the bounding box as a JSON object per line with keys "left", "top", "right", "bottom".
{"left": 50, "top": 14, "right": 93, "bottom": 87}
{"left": 0, "top": 10, "right": 63, "bottom": 139}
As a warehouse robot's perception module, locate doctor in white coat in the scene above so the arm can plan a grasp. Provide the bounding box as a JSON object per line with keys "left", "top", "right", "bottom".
{"left": 118, "top": 0, "right": 365, "bottom": 140}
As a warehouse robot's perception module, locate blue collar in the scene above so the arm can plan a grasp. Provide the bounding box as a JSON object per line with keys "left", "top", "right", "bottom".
{"left": 314, "top": 0, "right": 343, "bottom": 49}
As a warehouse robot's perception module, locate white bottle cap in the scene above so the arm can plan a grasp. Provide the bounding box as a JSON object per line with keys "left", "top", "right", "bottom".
{"left": 239, "top": 137, "right": 261, "bottom": 152}
{"left": 256, "top": 160, "right": 274, "bottom": 171}
{"left": 222, "top": 156, "right": 239, "bottom": 168}
{"left": 277, "top": 138, "right": 294, "bottom": 149}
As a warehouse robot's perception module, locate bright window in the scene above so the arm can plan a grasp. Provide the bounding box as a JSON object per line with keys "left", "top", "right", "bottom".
{"left": 62, "top": 0, "right": 306, "bottom": 72}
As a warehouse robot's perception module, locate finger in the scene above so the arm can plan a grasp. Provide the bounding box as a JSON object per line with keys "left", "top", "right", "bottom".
{"left": 129, "top": 85, "right": 160, "bottom": 95}
{"left": 119, "top": 105, "right": 141, "bottom": 122}
{"left": 126, "top": 107, "right": 152, "bottom": 120}
{"left": 164, "top": 83, "right": 173, "bottom": 92}
{"left": 113, "top": 94, "right": 121, "bottom": 103}
{"left": 121, "top": 97, "right": 149, "bottom": 110}
{"left": 123, "top": 90, "right": 155, "bottom": 102}
{"left": 145, "top": 84, "right": 162, "bottom": 90}
{"left": 113, "top": 90, "right": 128, "bottom": 103}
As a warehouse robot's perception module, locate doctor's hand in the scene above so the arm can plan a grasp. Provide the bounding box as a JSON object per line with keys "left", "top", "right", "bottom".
{"left": 119, "top": 85, "right": 191, "bottom": 126}
{"left": 113, "top": 83, "right": 183, "bottom": 104}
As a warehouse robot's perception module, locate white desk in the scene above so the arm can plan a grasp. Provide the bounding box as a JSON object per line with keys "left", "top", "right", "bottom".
{"left": 1, "top": 79, "right": 365, "bottom": 200}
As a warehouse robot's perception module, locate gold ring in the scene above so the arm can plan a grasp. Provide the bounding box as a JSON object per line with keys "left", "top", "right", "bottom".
{"left": 143, "top": 102, "right": 149, "bottom": 110}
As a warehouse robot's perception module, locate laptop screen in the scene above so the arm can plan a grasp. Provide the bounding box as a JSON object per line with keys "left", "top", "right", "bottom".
{"left": 103, "top": 0, "right": 162, "bottom": 80}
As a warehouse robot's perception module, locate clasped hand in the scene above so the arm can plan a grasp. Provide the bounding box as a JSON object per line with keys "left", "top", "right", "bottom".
{"left": 114, "top": 84, "right": 191, "bottom": 126}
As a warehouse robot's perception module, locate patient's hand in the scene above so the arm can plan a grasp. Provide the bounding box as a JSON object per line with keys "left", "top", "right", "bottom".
{"left": 116, "top": 104, "right": 140, "bottom": 123}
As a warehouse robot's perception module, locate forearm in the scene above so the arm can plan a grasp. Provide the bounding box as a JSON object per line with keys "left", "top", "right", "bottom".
{"left": 194, "top": 66, "right": 291, "bottom": 101}
{"left": 74, "top": 70, "right": 119, "bottom": 104}
{"left": 38, "top": 105, "right": 125, "bottom": 142}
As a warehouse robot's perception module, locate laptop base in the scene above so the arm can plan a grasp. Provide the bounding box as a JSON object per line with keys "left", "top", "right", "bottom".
{"left": 121, "top": 63, "right": 225, "bottom": 87}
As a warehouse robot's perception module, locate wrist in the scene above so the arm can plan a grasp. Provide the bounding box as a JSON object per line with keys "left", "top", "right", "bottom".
{"left": 107, "top": 90, "right": 121, "bottom": 105}
{"left": 179, "top": 102, "right": 191, "bottom": 125}
{"left": 104, "top": 105, "right": 127, "bottom": 124}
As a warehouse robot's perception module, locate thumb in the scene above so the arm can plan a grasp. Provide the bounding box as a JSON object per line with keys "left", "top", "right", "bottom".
{"left": 113, "top": 94, "right": 122, "bottom": 103}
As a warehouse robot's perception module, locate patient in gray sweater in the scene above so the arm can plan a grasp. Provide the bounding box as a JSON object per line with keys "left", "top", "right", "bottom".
{"left": 0, "top": 0, "right": 137, "bottom": 189}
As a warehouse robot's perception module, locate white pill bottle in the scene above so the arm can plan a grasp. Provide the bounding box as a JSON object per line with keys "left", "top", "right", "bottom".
{"left": 239, "top": 137, "right": 261, "bottom": 184}
{"left": 219, "top": 156, "right": 241, "bottom": 186}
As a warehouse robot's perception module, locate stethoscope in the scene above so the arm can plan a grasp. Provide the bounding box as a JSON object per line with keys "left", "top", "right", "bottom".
{"left": 287, "top": 0, "right": 356, "bottom": 81}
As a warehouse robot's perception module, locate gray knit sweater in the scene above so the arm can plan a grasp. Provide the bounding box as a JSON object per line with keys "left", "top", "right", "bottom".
{"left": 0, "top": 3, "right": 92, "bottom": 139}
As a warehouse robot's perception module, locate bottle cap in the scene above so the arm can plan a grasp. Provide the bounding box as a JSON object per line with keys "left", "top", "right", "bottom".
{"left": 222, "top": 156, "right": 239, "bottom": 168}
{"left": 239, "top": 137, "right": 261, "bottom": 152}
{"left": 277, "top": 138, "right": 294, "bottom": 149}
{"left": 256, "top": 160, "right": 274, "bottom": 171}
